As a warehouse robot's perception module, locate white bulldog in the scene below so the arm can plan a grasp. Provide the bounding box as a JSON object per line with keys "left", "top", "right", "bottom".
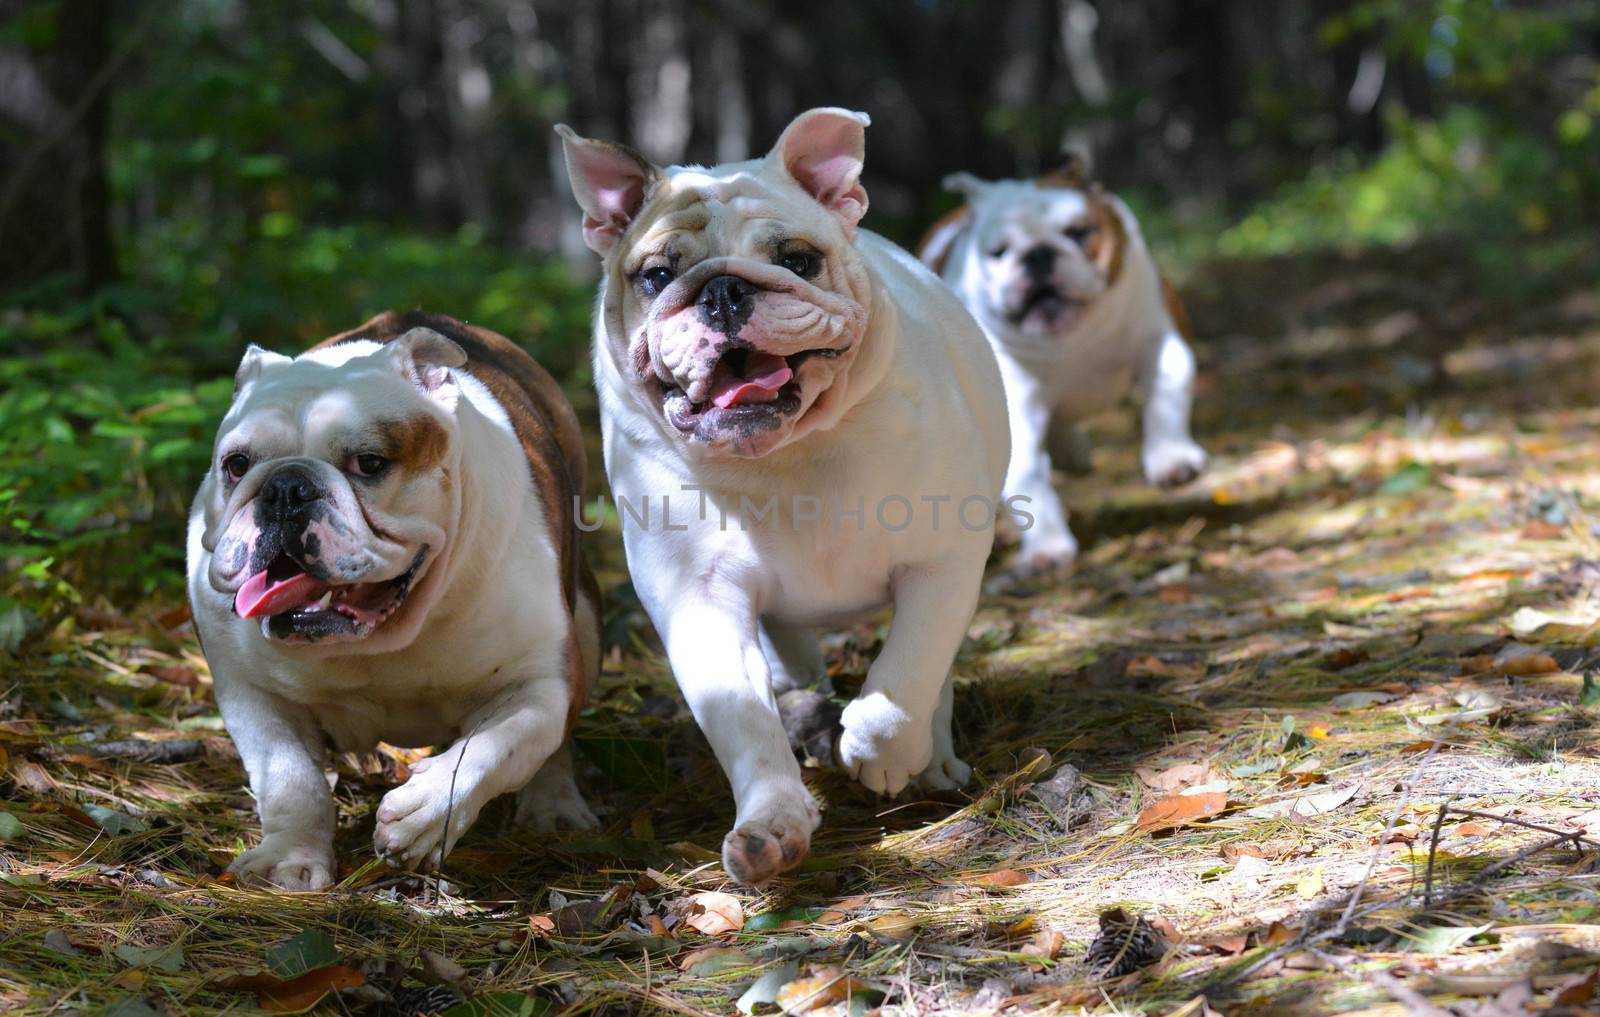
{"left": 558, "top": 109, "right": 1009, "bottom": 885}
{"left": 920, "top": 162, "right": 1207, "bottom": 575}
{"left": 187, "top": 311, "right": 600, "bottom": 890}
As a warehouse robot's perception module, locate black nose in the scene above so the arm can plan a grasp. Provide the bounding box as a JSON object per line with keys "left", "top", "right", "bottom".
{"left": 699, "top": 275, "right": 756, "bottom": 335}
{"left": 258, "top": 465, "right": 323, "bottom": 519}
{"left": 1022, "top": 246, "right": 1056, "bottom": 278}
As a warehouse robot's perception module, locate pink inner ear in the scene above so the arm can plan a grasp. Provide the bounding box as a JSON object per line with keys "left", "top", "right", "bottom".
{"left": 570, "top": 145, "right": 651, "bottom": 248}
{"left": 781, "top": 120, "right": 868, "bottom": 226}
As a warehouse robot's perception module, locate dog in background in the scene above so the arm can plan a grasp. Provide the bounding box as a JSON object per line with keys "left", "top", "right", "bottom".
{"left": 921, "top": 158, "right": 1207, "bottom": 577}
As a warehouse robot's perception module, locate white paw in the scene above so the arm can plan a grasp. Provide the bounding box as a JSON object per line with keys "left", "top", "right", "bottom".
{"left": 230, "top": 834, "right": 336, "bottom": 890}
{"left": 722, "top": 782, "right": 820, "bottom": 887}
{"left": 913, "top": 748, "right": 973, "bottom": 792}
{"left": 839, "top": 692, "right": 934, "bottom": 796}
{"left": 373, "top": 763, "right": 483, "bottom": 871}
{"left": 514, "top": 773, "right": 599, "bottom": 832}
{"left": 1143, "top": 439, "right": 1208, "bottom": 490}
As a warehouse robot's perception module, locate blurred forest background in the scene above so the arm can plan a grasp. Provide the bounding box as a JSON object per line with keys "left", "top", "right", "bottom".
{"left": 1, "top": 0, "right": 1598, "bottom": 628}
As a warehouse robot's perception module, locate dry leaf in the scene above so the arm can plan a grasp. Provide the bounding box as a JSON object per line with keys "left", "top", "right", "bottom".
{"left": 678, "top": 946, "right": 754, "bottom": 975}
{"left": 1137, "top": 791, "right": 1229, "bottom": 832}
{"left": 527, "top": 914, "right": 556, "bottom": 937}
{"left": 865, "top": 911, "right": 923, "bottom": 937}
{"left": 258, "top": 965, "right": 366, "bottom": 1012}
{"left": 1262, "top": 921, "right": 1299, "bottom": 947}
{"left": 684, "top": 891, "right": 745, "bottom": 936}
{"left": 1296, "top": 866, "right": 1325, "bottom": 899}
{"left": 1242, "top": 782, "right": 1362, "bottom": 820}
{"left": 775, "top": 966, "right": 867, "bottom": 1014}
{"left": 1136, "top": 761, "right": 1225, "bottom": 793}
{"left": 970, "top": 868, "right": 1029, "bottom": 888}
{"left": 1019, "top": 929, "right": 1064, "bottom": 968}
{"left": 1554, "top": 967, "right": 1599, "bottom": 1006}
{"left": 1197, "top": 932, "right": 1250, "bottom": 957}
{"left": 1494, "top": 649, "right": 1559, "bottom": 675}
{"left": 10, "top": 761, "right": 56, "bottom": 795}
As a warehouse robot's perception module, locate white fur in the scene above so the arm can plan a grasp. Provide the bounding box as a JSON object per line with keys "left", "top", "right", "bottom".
{"left": 932, "top": 179, "right": 1207, "bottom": 573}
{"left": 594, "top": 204, "right": 1008, "bottom": 884}
{"left": 187, "top": 340, "right": 595, "bottom": 889}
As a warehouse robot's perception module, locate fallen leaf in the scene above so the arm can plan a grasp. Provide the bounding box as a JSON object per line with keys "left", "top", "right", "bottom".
{"left": 527, "top": 915, "right": 556, "bottom": 937}
{"left": 1494, "top": 648, "right": 1559, "bottom": 675}
{"left": 1197, "top": 932, "right": 1250, "bottom": 957}
{"left": 1330, "top": 690, "right": 1399, "bottom": 709}
{"left": 0, "top": 811, "right": 24, "bottom": 842}
{"left": 684, "top": 891, "right": 745, "bottom": 936}
{"left": 1136, "top": 761, "right": 1226, "bottom": 793}
{"left": 266, "top": 929, "right": 338, "bottom": 979}
{"left": 1553, "top": 967, "right": 1599, "bottom": 1005}
{"left": 970, "top": 868, "right": 1029, "bottom": 888}
{"left": 1137, "top": 792, "right": 1229, "bottom": 832}
{"left": 1262, "top": 921, "right": 1299, "bottom": 947}
{"left": 775, "top": 965, "right": 869, "bottom": 1014}
{"left": 259, "top": 965, "right": 366, "bottom": 1012}
{"left": 678, "top": 946, "right": 754, "bottom": 975}
{"left": 9, "top": 760, "right": 56, "bottom": 795}
{"left": 745, "top": 906, "right": 825, "bottom": 931}
{"left": 865, "top": 911, "right": 924, "bottom": 937}
{"left": 83, "top": 804, "right": 147, "bottom": 836}
{"left": 421, "top": 950, "right": 468, "bottom": 987}
{"left": 1296, "top": 865, "right": 1324, "bottom": 899}
{"left": 1402, "top": 923, "right": 1492, "bottom": 955}
{"left": 142, "top": 664, "right": 199, "bottom": 687}
{"left": 737, "top": 962, "right": 801, "bottom": 1015}
{"left": 1019, "top": 929, "right": 1064, "bottom": 968}
{"left": 1453, "top": 821, "right": 1492, "bottom": 838}
{"left": 115, "top": 943, "right": 184, "bottom": 973}
{"left": 1243, "top": 782, "right": 1363, "bottom": 820}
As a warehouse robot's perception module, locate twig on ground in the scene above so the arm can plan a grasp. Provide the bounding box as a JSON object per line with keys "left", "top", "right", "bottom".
{"left": 1422, "top": 794, "right": 1457, "bottom": 908}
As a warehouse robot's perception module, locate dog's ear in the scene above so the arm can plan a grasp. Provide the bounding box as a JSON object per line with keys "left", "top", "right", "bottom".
{"left": 234, "top": 344, "right": 291, "bottom": 397}
{"left": 387, "top": 327, "right": 467, "bottom": 407}
{"left": 1041, "top": 149, "right": 1093, "bottom": 189}
{"left": 555, "top": 124, "right": 664, "bottom": 257}
{"left": 770, "top": 108, "right": 871, "bottom": 230}
{"left": 941, "top": 172, "right": 991, "bottom": 199}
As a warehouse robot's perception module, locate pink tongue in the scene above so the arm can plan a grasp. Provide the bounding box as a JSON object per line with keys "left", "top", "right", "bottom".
{"left": 235, "top": 568, "right": 328, "bottom": 619}
{"left": 710, "top": 353, "right": 794, "bottom": 409}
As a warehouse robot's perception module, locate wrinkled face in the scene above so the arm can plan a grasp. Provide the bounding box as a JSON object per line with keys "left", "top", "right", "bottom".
{"left": 197, "top": 342, "right": 461, "bottom": 650}
{"left": 608, "top": 167, "right": 871, "bottom": 458}
{"left": 964, "top": 183, "right": 1121, "bottom": 337}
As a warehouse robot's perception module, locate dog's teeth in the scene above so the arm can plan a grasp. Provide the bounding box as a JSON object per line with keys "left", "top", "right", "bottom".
{"left": 315, "top": 590, "right": 334, "bottom": 611}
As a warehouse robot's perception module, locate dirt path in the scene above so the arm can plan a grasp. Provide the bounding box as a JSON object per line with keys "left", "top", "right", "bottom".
{"left": 4, "top": 249, "right": 1600, "bottom": 1015}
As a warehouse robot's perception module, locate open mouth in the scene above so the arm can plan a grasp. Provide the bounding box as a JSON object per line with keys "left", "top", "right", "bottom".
{"left": 234, "top": 547, "right": 427, "bottom": 641}
{"left": 661, "top": 345, "right": 845, "bottom": 435}
{"left": 1012, "top": 285, "right": 1082, "bottom": 327}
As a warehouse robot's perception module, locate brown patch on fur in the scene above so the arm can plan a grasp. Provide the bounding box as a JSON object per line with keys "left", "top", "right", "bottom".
{"left": 1161, "top": 274, "right": 1194, "bottom": 342}
{"left": 314, "top": 311, "right": 596, "bottom": 723}
{"left": 1086, "top": 195, "right": 1127, "bottom": 287}
{"left": 916, "top": 203, "right": 971, "bottom": 276}
{"left": 383, "top": 415, "right": 451, "bottom": 473}
{"left": 1037, "top": 152, "right": 1090, "bottom": 190}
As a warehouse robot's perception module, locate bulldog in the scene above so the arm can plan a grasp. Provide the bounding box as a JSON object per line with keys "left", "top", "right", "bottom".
{"left": 558, "top": 108, "right": 1009, "bottom": 885}
{"left": 186, "top": 311, "right": 600, "bottom": 889}
{"left": 920, "top": 160, "right": 1207, "bottom": 574}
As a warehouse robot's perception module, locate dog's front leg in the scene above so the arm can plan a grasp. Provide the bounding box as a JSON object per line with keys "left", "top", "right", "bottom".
{"left": 1140, "top": 331, "right": 1208, "bottom": 489}
{"left": 373, "top": 678, "right": 572, "bottom": 871}
{"left": 839, "top": 559, "right": 982, "bottom": 795}
{"left": 215, "top": 679, "right": 337, "bottom": 890}
{"left": 664, "top": 595, "right": 818, "bottom": 886}
{"left": 1001, "top": 366, "right": 1077, "bottom": 573}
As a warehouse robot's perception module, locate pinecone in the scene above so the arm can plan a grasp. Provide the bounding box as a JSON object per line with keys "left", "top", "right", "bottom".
{"left": 1085, "top": 908, "right": 1167, "bottom": 979}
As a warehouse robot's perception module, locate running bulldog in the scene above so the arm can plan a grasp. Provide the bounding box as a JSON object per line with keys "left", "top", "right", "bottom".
{"left": 920, "top": 160, "right": 1208, "bottom": 575}
{"left": 187, "top": 311, "right": 600, "bottom": 889}
{"left": 558, "top": 108, "right": 1009, "bottom": 885}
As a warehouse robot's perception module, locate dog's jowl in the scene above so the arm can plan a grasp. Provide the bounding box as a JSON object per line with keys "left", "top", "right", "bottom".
{"left": 187, "top": 312, "right": 600, "bottom": 889}
{"left": 559, "top": 108, "right": 1010, "bottom": 886}
{"left": 921, "top": 161, "right": 1208, "bottom": 577}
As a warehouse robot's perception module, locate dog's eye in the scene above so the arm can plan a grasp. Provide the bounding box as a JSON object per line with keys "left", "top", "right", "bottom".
{"left": 988, "top": 243, "right": 1009, "bottom": 259}
{"left": 349, "top": 453, "right": 390, "bottom": 479}
{"left": 221, "top": 452, "right": 251, "bottom": 482}
{"left": 639, "top": 266, "right": 675, "bottom": 296}
{"left": 779, "top": 250, "right": 820, "bottom": 278}
{"left": 1064, "top": 225, "right": 1096, "bottom": 245}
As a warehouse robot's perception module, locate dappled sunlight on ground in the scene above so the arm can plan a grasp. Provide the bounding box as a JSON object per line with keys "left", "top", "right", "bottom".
{"left": 4, "top": 245, "right": 1600, "bottom": 1014}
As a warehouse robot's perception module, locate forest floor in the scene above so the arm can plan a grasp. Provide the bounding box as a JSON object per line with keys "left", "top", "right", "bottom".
{"left": 6, "top": 242, "right": 1600, "bottom": 1016}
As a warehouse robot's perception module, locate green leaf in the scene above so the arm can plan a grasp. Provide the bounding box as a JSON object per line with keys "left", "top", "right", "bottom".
{"left": 1378, "top": 462, "right": 1433, "bottom": 496}
{"left": 115, "top": 943, "right": 185, "bottom": 972}
{"left": 83, "top": 805, "right": 148, "bottom": 836}
{"left": 266, "top": 929, "right": 339, "bottom": 978}
{"left": 1402, "top": 923, "right": 1494, "bottom": 954}
{"left": 0, "top": 812, "right": 25, "bottom": 842}
{"left": 441, "top": 992, "right": 552, "bottom": 1017}
{"left": 744, "top": 908, "right": 826, "bottom": 931}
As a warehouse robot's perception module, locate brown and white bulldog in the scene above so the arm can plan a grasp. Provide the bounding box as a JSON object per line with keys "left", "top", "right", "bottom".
{"left": 558, "top": 109, "right": 1010, "bottom": 886}
{"left": 921, "top": 161, "right": 1207, "bottom": 575}
{"left": 187, "top": 311, "right": 600, "bottom": 889}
